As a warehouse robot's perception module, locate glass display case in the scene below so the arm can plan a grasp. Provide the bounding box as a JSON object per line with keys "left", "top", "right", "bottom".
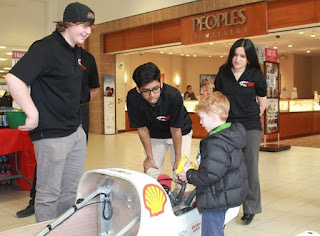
{"left": 183, "top": 100, "right": 199, "bottom": 113}
{"left": 280, "top": 99, "right": 320, "bottom": 112}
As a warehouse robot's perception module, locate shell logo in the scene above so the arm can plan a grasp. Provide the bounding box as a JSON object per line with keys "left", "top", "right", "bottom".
{"left": 143, "top": 184, "right": 167, "bottom": 217}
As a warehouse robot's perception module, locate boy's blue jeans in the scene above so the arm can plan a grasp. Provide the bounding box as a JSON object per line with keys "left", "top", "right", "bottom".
{"left": 201, "top": 208, "right": 227, "bottom": 236}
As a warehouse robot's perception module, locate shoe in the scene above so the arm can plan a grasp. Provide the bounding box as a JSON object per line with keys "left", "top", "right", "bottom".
{"left": 241, "top": 213, "right": 255, "bottom": 225}
{"left": 16, "top": 205, "right": 35, "bottom": 218}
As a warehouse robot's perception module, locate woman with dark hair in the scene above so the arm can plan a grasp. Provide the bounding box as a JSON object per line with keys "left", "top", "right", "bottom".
{"left": 214, "top": 38, "right": 267, "bottom": 225}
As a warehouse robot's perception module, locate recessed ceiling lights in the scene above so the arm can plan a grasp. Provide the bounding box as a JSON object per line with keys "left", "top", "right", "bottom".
{"left": 209, "top": 42, "right": 214, "bottom": 45}
{"left": 0, "top": 58, "right": 7, "bottom": 61}
{"left": 288, "top": 45, "right": 293, "bottom": 48}
{"left": 193, "top": 55, "right": 197, "bottom": 57}
{"left": 6, "top": 52, "right": 12, "bottom": 55}
{"left": 186, "top": 54, "right": 190, "bottom": 57}
{"left": 298, "top": 32, "right": 304, "bottom": 35}
{"left": 168, "top": 52, "right": 172, "bottom": 55}
{"left": 160, "top": 51, "right": 164, "bottom": 54}
{"left": 180, "top": 53, "right": 184, "bottom": 56}
{"left": 311, "top": 34, "right": 316, "bottom": 37}
{"left": 306, "top": 50, "right": 311, "bottom": 53}
{"left": 273, "top": 46, "right": 278, "bottom": 49}
{"left": 209, "top": 55, "right": 212, "bottom": 58}
{"left": 220, "top": 55, "right": 224, "bottom": 58}
{"left": 0, "top": 46, "right": 6, "bottom": 49}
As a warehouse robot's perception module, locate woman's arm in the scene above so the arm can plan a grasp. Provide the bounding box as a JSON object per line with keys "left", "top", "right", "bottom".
{"left": 257, "top": 96, "right": 267, "bottom": 116}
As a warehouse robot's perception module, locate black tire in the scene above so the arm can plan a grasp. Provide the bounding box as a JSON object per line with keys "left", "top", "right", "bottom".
{"left": 185, "top": 189, "right": 197, "bottom": 208}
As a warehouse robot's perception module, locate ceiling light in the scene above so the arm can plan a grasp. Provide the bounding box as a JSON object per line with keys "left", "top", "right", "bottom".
{"left": 160, "top": 51, "right": 164, "bottom": 54}
{"left": 273, "top": 46, "right": 278, "bottom": 49}
{"left": 209, "top": 42, "right": 214, "bottom": 45}
{"left": 288, "top": 45, "right": 293, "bottom": 48}
{"left": 0, "top": 46, "right": 6, "bottom": 49}
{"left": 311, "top": 34, "right": 316, "bottom": 37}
{"left": 298, "top": 32, "right": 304, "bottom": 35}
{"left": 209, "top": 55, "right": 212, "bottom": 58}
{"left": 220, "top": 55, "right": 224, "bottom": 58}
{"left": 180, "top": 53, "right": 184, "bottom": 56}
{"left": 193, "top": 55, "right": 197, "bottom": 57}
{"left": 6, "top": 52, "right": 12, "bottom": 55}
{"left": 186, "top": 54, "right": 190, "bottom": 57}
{"left": 3, "top": 67, "right": 11, "bottom": 70}
{"left": 168, "top": 52, "right": 172, "bottom": 55}
{"left": 306, "top": 50, "right": 311, "bottom": 53}
{"left": 0, "top": 58, "right": 7, "bottom": 61}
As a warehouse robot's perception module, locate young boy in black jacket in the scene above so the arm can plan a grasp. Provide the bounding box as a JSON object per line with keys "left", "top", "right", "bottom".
{"left": 178, "top": 91, "right": 248, "bottom": 236}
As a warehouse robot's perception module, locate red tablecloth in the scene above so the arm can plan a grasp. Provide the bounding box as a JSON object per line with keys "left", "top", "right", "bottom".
{"left": 0, "top": 128, "right": 36, "bottom": 190}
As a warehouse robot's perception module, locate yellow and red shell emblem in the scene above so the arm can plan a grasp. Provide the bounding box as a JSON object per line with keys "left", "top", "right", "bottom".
{"left": 143, "top": 184, "right": 167, "bottom": 217}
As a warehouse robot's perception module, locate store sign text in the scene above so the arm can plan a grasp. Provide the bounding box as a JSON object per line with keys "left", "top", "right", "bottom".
{"left": 191, "top": 9, "right": 247, "bottom": 41}
{"left": 192, "top": 9, "right": 246, "bottom": 31}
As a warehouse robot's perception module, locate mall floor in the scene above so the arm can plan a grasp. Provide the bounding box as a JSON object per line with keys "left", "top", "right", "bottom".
{"left": 1, "top": 132, "right": 320, "bottom": 235}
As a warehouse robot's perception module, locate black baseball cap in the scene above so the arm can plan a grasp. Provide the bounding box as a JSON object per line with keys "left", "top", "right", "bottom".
{"left": 62, "top": 2, "right": 95, "bottom": 24}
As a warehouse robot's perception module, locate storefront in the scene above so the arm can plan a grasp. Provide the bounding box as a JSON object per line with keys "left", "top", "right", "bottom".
{"left": 88, "top": 0, "right": 320, "bottom": 140}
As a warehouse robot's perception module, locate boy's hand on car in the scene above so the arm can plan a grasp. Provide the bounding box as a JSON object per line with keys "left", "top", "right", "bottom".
{"left": 143, "top": 157, "right": 158, "bottom": 173}
{"left": 178, "top": 170, "right": 187, "bottom": 182}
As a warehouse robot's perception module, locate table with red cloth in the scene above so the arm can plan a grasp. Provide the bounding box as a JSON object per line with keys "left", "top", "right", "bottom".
{"left": 0, "top": 128, "right": 36, "bottom": 190}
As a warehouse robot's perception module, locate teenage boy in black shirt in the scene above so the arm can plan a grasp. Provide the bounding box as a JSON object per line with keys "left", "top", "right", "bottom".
{"left": 6, "top": 2, "right": 94, "bottom": 222}
{"left": 15, "top": 47, "right": 99, "bottom": 218}
{"left": 127, "top": 62, "right": 193, "bottom": 179}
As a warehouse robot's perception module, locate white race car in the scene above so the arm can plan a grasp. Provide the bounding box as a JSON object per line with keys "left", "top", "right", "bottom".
{"left": 0, "top": 168, "right": 239, "bottom": 236}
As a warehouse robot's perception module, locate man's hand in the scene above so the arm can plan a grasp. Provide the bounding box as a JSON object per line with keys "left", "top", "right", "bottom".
{"left": 143, "top": 157, "right": 158, "bottom": 173}
{"left": 173, "top": 156, "right": 181, "bottom": 171}
{"left": 18, "top": 115, "right": 38, "bottom": 131}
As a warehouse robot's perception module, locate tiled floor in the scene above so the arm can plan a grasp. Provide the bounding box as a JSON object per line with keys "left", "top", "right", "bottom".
{"left": 1, "top": 132, "right": 320, "bottom": 235}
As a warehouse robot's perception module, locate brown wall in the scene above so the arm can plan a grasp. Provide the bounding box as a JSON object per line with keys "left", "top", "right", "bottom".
{"left": 294, "top": 55, "right": 312, "bottom": 98}
{"left": 87, "top": 0, "right": 265, "bottom": 134}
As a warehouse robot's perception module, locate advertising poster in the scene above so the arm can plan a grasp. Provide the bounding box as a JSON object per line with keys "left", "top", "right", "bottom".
{"left": 200, "top": 74, "right": 215, "bottom": 96}
{"left": 12, "top": 49, "right": 27, "bottom": 66}
{"left": 265, "top": 98, "right": 279, "bottom": 134}
{"left": 104, "top": 75, "right": 116, "bottom": 134}
{"left": 264, "top": 61, "right": 280, "bottom": 98}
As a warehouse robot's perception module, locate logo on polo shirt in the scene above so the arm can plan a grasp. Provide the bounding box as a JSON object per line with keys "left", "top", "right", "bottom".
{"left": 239, "top": 81, "right": 254, "bottom": 87}
{"left": 78, "top": 59, "right": 87, "bottom": 70}
{"left": 156, "top": 115, "right": 170, "bottom": 121}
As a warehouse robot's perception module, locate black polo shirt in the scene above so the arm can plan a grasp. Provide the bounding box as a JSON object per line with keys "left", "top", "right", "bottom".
{"left": 80, "top": 48, "right": 100, "bottom": 103}
{"left": 10, "top": 30, "right": 83, "bottom": 141}
{"left": 127, "top": 83, "right": 192, "bottom": 139}
{"left": 214, "top": 67, "right": 267, "bottom": 130}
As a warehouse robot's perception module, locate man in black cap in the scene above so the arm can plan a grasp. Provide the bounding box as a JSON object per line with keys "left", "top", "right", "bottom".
{"left": 15, "top": 47, "right": 100, "bottom": 219}
{"left": 5, "top": 2, "right": 95, "bottom": 222}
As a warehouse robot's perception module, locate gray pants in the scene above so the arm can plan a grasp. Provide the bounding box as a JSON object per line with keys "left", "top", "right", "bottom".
{"left": 33, "top": 126, "right": 87, "bottom": 222}
{"left": 242, "top": 129, "right": 262, "bottom": 214}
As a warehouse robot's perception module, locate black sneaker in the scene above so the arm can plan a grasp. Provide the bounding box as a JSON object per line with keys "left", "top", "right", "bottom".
{"left": 241, "top": 213, "right": 255, "bottom": 225}
{"left": 16, "top": 205, "right": 35, "bottom": 218}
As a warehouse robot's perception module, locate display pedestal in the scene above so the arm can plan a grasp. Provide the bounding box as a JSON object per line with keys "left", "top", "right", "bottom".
{"left": 260, "top": 133, "right": 291, "bottom": 152}
{"left": 260, "top": 143, "right": 291, "bottom": 152}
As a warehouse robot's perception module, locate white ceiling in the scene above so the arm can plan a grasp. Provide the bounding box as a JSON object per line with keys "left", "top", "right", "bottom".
{"left": 145, "top": 26, "right": 320, "bottom": 58}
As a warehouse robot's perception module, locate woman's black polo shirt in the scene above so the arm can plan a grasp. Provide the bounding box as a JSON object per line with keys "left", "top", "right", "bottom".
{"left": 214, "top": 67, "right": 267, "bottom": 131}
{"left": 9, "top": 30, "right": 83, "bottom": 141}
{"left": 127, "top": 83, "right": 192, "bottom": 139}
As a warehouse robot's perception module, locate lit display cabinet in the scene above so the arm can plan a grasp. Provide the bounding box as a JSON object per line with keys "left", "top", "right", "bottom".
{"left": 183, "top": 100, "right": 199, "bottom": 113}
{"left": 280, "top": 99, "right": 320, "bottom": 112}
